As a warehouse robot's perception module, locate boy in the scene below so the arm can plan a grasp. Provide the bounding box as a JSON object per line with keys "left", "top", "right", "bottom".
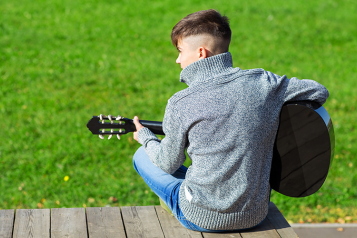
{"left": 132, "top": 9, "right": 329, "bottom": 232}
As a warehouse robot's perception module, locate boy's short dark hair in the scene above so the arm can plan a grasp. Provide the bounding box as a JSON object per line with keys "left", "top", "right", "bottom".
{"left": 171, "top": 9, "right": 231, "bottom": 47}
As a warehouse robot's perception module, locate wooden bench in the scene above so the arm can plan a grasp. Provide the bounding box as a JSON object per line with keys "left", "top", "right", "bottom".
{"left": 0, "top": 202, "right": 298, "bottom": 238}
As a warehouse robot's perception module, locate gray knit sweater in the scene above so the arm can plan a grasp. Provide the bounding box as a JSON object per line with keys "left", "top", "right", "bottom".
{"left": 137, "top": 52, "right": 329, "bottom": 230}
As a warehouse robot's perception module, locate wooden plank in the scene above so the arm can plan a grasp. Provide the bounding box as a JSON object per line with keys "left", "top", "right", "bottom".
{"left": 86, "top": 207, "right": 126, "bottom": 238}
{"left": 51, "top": 208, "right": 87, "bottom": 238}
{"left": 239, "top": 218, "right": 281, "bottom": 238}
{"left": 266, "top": 203, "right": 298, "bottom": 238}
{"left": 12, "top": 209, "right": 50, "bottom": 238}
{"left": 154, "top": 205, "right": 202, "bottom": 238}
{"left": 121, "top": 206, "right": 164, "bottom": 238}
{"left": 202, "top": 231, "right": 242, "bottom": 238}
{"left": 0, "top": 209, "right": 15, "bottom": 238}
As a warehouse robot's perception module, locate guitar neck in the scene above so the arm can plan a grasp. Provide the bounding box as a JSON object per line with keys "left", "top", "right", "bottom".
{"left": 136, "top": 119, "right": 164, "bottom": 135}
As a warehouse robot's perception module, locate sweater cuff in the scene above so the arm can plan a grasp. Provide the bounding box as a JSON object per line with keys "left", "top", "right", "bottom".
{"left": 137, "top": 127, "right": 160, "bottom": 146}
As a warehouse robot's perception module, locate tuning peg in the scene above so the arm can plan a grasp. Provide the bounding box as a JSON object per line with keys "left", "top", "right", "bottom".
{"left": 117, "top": 134, "right": 121, "bottom": 140}
{"left": 108, "top": 129, "right": 114, "bottom": 139}
{"left": 99, "top": 134, "right": 104, "bottom": 139}
{"left": 99, "top": 114, "right": 106, "bottom": 124}
{"left": 116, "top": 115, "right": 122, "bottom": 120}
{"left": 108, "top": 115, "right": 114, "bottom": 124}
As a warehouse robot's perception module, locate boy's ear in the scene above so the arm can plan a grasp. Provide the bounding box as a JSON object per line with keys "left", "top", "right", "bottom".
{"left": 198, "top": 47, "right": 208, "bottom": 59}
{"left": 198, "top": 47, "right": 213, "bottom": 59}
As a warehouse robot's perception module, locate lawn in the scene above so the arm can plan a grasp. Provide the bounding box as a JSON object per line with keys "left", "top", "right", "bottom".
{"left": 1, "top": 0, "right": 356, "bottom": 223}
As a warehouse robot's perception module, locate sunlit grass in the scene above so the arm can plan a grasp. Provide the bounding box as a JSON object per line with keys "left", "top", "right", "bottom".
{"left": 1, "top": 0, "right": 356, "bottom": 223}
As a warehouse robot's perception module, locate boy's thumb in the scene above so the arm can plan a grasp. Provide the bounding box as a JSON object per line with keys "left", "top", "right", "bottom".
{"left": 133, "top": 116, "right": 139, "bottom": 125}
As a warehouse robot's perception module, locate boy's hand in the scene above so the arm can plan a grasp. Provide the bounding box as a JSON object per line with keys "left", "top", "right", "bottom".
{"left": 133, "top": 116, "right": 144, "bottom": 142}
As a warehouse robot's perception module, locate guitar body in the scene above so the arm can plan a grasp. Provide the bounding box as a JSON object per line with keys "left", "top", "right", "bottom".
{"left": 270, "top": 101, "right": 334, "bottom": 197}
{"left": 87, "top": 101, "right": 334, "bottom": 198}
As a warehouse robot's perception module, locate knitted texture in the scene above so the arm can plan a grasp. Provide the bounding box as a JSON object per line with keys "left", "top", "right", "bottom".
{"left": 137, "top": 52, "right": 329, "bottom": 230}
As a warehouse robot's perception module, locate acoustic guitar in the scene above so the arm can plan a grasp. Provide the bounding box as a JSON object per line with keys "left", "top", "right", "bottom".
{"left": 86, "top": 101, "right": 334, "bottom": 198}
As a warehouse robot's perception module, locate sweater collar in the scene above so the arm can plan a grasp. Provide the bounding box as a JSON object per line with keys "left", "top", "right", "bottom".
{"left": 179, "top": 52, "right": 234, "bottom": 87}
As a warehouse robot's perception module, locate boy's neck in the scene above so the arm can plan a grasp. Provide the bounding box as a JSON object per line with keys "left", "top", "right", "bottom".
{"left": 180, "top": 52, "right": 233, "bottom": 87}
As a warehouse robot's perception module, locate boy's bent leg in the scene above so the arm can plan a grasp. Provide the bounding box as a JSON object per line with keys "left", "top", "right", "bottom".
{"left": 133, "top": 147, "right": 186, "bottom": 217}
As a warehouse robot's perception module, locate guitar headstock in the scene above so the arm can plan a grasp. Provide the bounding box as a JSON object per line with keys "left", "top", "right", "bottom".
{"left": 86, "top": 114, "right": 137, "bottom": 139}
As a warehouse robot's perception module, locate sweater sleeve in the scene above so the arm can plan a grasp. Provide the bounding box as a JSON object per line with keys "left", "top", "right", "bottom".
{"left": 137, "top": 101, "right": 187, "bottom": 174}
{"left": 266, "top": 71, "right": 329, "bottom": 105}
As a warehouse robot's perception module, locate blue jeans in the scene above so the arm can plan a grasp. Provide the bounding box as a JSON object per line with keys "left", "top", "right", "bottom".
{"left": 133, "top": 146, "right": 266, "bottom": 232}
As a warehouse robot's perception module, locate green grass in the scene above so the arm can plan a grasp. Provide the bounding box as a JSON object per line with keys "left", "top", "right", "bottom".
{"left": 1, "top": 0, "right": 357, "bottom": 223}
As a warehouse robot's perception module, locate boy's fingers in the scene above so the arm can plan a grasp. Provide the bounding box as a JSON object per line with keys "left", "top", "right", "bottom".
{"left": 133, "top": 116, "right": 144, "bottom": 131}
{"left": 133, "top": 116, "right": 140, "bottom": 126}
{"left": 133, "top": 116, "right": 143, "bottom": 142}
